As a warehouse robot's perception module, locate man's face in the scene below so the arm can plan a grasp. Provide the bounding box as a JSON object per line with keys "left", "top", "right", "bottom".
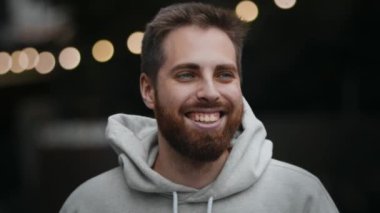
{"left": 147, "top": 25, "right": 243, "bottom": 162}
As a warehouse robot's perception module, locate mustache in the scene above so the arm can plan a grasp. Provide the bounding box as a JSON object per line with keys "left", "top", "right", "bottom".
{"left": 181, "top": 99, "right": 230, "bottom": 112}
{"left": 191, "top": 101, "right": 223, "bottom": 108}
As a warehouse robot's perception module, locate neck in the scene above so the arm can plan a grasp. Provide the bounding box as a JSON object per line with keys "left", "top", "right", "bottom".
{"left": 153, "top": 134, "right": 229, "bottom": 189}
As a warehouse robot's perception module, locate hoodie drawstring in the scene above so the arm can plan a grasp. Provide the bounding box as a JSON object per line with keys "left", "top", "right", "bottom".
{"left": 173, "top": 192, "right": 178, "bottom": 213}
{"left": 172, "top": 192, "right": 214, "bottom": 213}
{"left": 207, "top": 196, "right": 214, "bottom": 213}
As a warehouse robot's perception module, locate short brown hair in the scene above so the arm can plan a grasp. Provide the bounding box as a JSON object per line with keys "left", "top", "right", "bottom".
{"left": 141, "top": 2, "right": 248, "bottom": 83}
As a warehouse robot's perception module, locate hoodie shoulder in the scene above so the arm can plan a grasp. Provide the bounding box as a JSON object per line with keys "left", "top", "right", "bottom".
{"left": 269, "top": 160, "right": 322, "bottom": 184}
{"left": 262, "top": 159, "right": 339, "bottom": 213}
{"left": 267, "top": 159, "right": 329, "bottom": 195}
{"left": 60, "top": 167, "right": 129, "bottom": 213}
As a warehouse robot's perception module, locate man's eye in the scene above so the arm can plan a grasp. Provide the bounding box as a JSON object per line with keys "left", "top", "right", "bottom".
{"left": 176, "top": 72, "right": 195, "bottom": 81}
{"left": 217, "top": 71, "right": 235, "bottom": 81}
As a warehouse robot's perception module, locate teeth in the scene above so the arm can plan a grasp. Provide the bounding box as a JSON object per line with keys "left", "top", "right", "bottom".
{"left": 189, "top": 112, "right": 220, "bottom": 123}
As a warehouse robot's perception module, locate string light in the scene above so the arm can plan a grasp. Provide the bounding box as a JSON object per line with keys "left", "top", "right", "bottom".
{"left": 127, "top": 31, "right": 144, "bottom": 55}
{"left": 23, "top": 47, "right": 39, "bottom": 70}
{"left": 35, "top": 51, "right": 56, "bottom": 74}
{"left": 0, "top": 52, "right": 12, "bottom": 75}
{"left": 92, "top": 39, "right": 114, "bottom": 62}
{"left": 274, "top": 0, "right": 297, "bottom": 10}
{"left": 235, "top": 1, "right": 259, "bottom": 22}
{"left": 59, "top": 47, "right": 81, "bottom": 70}
{"left": 10, "top": 50, "right": 28, "bottom": 74}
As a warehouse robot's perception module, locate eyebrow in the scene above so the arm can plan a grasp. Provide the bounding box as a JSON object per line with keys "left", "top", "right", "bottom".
{"left": 170, "top": 63, "right": 200, "bottom": 73}
{"left": 170, "top": 63, "right": 238, "bottom": 73}
{"left": 215, "top": 64, "right": 238, "bottom": 71}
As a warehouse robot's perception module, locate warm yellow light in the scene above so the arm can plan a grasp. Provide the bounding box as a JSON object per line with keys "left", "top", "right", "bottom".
{"left": 235, "top": 1, "right": 259, "bottom": 22}
{"left": 59, "top": 47, "right": 81, "bottom": 70}
{"left": 274, "top": 0, "right": 296, "bottom": 10}
{"left": 11, "top": 50, "right": 28, "bottom": 74}
{"left": 23, "top": 47, "right": 39, "bottom": 70}
{"left": 35, "top": 52, "right": 55, "bottom": 74}
{"left": 0, "top": 52, "right": 12, "bottom": 75}
{"left": 127, "top": 31, "right": 144, "bottom": 55}
{"left": 92, "top": 39, "right": 114, "bottom": 62}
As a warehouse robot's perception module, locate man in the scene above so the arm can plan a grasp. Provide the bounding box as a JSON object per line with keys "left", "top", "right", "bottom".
{"left": 61, "top": 2, "right": 339, "bottom": 213}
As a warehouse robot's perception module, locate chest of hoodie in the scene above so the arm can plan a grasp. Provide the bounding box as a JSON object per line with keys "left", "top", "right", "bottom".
{"left": 113, "top": 188, "right": 309, "bottom": 213}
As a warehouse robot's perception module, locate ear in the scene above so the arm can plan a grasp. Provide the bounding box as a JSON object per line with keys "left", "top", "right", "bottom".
{"left": 140, "top": 73, "right": 155, "bottom": 110}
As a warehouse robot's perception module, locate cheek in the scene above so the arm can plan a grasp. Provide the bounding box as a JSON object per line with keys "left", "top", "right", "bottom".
{"left": 157, "top": 83, "right": 194, "bottom": 107}
{"left": 220, "top": 84, "right": 242, "bottom": 101}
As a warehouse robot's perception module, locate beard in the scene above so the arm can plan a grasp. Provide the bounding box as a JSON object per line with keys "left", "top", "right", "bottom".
{"left": 154, "top": 97, "right": 243, "bottom": 162}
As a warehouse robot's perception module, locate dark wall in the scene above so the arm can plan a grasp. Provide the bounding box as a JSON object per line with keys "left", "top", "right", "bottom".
{"left": 0, "top": 0, "right": 379, "bottom": 212}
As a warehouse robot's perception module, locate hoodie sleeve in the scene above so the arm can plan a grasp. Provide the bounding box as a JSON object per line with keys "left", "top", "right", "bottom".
{"left": 59, "top": 181, "right": 102, "bottom": 213}
{"left": 59, "top": 167, "right": 129, "bottom": 213}
{"left": 302, "top": 181, "right": 339, "bottom": 213}
{"left": 265, "top": 160, "right": 339, "bottom": 213}
{"left": 60, "top": 188, "right": 87, "bottom": 213}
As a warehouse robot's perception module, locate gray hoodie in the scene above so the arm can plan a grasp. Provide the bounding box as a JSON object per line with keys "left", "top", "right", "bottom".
{"left": 60, "top": 99, "right": 339, "bottom": 213}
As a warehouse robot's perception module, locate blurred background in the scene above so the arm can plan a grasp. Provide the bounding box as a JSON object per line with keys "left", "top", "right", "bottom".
{"left": 0, "top": 0, "right": 379, "bottom": 212}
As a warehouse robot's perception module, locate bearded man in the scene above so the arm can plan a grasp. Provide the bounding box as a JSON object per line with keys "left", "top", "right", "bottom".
{"left": 61, "top": 2, "right": 339, "bottom": 213}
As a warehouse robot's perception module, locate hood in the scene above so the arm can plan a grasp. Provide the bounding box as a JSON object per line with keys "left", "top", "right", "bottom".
{"left": 106, "top": 98, "right": 273, "bottom": 203}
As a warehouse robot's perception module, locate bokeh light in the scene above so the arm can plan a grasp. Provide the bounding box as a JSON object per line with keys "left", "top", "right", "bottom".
{"left": 11, "top": 50, "right": 28, "bottom": 74}
{"left": 274, "top": 0, "right": 297, "bottom": 10}
{"left": 92, "top": 39, "right": 114, "bottom": 62}
{"left": 35, "top": 51, "right": 56, "bottom": 74}
{"left": 0, "top": 52, "right": 12, "bottom": 75}
{"left": 235, "top": 1, "right": 259, "bottom": 22}
{"left": 127, "top": 31, "right": 144, "bottom": 55}
{"left": 23, "top": 47, "right": 39, "bottom": 70}
{"left": 59, "top": 47, "right": 81, "bottom": 70}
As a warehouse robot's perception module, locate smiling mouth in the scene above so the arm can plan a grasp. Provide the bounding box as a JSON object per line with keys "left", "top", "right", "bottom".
{"left": 186, "top": 112, "right": 222, "bottom": 123}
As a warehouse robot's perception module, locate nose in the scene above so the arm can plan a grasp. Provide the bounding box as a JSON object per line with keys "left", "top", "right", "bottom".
{"left": 196, "top": 78, "right": 220, "bottom": 103}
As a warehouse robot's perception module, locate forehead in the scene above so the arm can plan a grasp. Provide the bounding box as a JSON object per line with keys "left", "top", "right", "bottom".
{"left": 160, "top": 25, "right": 236, "bottom": 68}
